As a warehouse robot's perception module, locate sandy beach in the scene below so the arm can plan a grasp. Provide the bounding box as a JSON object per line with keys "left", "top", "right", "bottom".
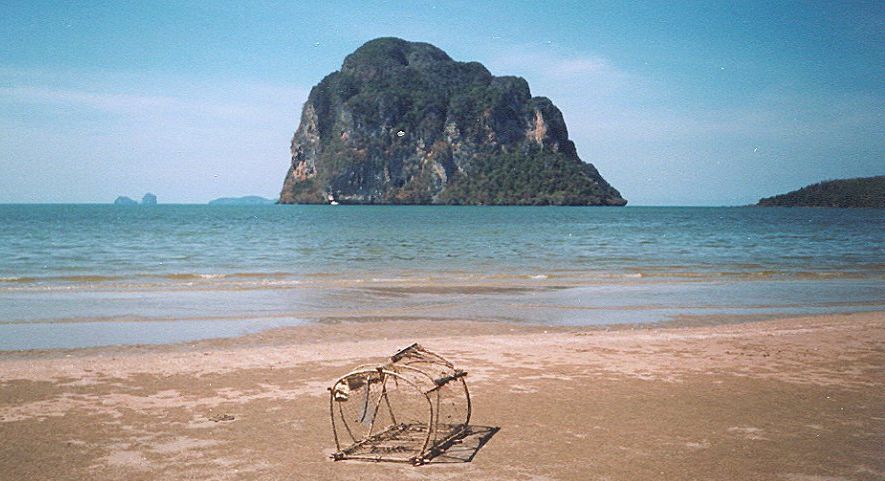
{"left": 1, "top": 311, "right": 883, "bottom": 481}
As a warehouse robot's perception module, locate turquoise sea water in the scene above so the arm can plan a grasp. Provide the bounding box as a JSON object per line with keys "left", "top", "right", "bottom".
{"left": 0, "top": 205, "right": 883, "bottom": 350}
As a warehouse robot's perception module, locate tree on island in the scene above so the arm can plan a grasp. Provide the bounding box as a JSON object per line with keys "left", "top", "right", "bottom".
{"left": 756, "top": 176, "right": 884, "bottom": 208}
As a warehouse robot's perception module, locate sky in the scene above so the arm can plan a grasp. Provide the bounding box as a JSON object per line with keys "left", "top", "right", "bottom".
{"left": 0, "top": 1, "right": 882, "bottom": 205}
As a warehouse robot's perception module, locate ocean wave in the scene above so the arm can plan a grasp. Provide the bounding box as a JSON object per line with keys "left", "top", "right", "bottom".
{"left": 0, "top": 276, "right": 37, "bottom": 283}
{"left": 0, "top": 274, "right": 124, "bottom": 283}
{"left": 369, "top": 277, "right": 430, "bottom": 283}
{"left": 618, "top": 270, "right": 881, "bottom": 281}
{"left": 160, "top": 272, "right": 291, "bottom": 280}
{"left": 0, "top": 267, "right": 881, "bottom": 294}
{"left": 163, "top": 273, "right": 225, "bottom": 280}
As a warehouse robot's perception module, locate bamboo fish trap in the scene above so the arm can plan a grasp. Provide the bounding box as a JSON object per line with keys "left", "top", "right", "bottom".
{"left": 328, "top": 343, "right": 471, "bottom": 465}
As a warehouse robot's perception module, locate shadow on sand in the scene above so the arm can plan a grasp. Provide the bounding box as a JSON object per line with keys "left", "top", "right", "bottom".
{"left": 426, "top": 425, "right": 500, "bottom": 464}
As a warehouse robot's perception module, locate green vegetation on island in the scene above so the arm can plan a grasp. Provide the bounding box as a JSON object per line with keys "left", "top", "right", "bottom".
{"left": 756, "top": 176, "right": 885, "bottom": 208}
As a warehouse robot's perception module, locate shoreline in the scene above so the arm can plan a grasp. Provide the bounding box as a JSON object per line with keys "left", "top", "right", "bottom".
{"left": 2, "top": 275, "right": 882, "bottom": 351}
{"left": 1, "top": 306, "right": 882, "bottom": 359}
{"left": 1, "top": 311, "right": 883, "bottom": 480}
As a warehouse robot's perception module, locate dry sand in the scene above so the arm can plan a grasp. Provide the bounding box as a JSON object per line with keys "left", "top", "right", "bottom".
{"left": 1, "top": 312, "right": 883, "bottom": 481}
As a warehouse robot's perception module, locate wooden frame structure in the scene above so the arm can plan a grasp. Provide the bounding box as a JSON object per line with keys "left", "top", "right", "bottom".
{"left": 328, "top": 343, "right": 471, "bottom": 465}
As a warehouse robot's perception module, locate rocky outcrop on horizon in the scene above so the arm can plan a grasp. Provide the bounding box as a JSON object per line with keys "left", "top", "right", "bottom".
{"left": 113, "top": 196, "right": 138, "bottom": 206}
{"left": 113, "top": 193, "right": 158, "bottom": 205}
{"left": 208, "top": 196, "right": 276, "bottom": 205}
{"left": 279, "top": 37, "right": 626, "bottom": 206}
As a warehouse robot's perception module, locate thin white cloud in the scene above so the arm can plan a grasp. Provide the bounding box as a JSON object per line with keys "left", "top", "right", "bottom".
{"left": 0, "top": 65, "right": 310, "bottom": 119}
{"left": 0, "top": 67, "right": 311, "bottom": 203}
{"left": 0, "top": 83, "right": 309, "bottom": 120}
{"left": 484, "top": 46, "right": 637, "bottom": 95}
{"left": 478, "top": 43, "right": 883, "bottom": 205}
{"left": 483, "top": 47, "right": 882, "bottom": 143}
{"left": 0, "top": 85, "right": 185, "bottom": 112}
{"left": 548, "top": 57, "right": 616, "bottom": 77}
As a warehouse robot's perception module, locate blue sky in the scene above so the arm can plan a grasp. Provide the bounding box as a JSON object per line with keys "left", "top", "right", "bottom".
{"left": 1, "top": 0, "right": 882, "bottom": 205}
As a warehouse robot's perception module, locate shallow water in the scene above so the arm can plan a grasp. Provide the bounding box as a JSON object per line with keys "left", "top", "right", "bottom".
{"left": 0, "top": 205, "right": 882, "bottom": 349}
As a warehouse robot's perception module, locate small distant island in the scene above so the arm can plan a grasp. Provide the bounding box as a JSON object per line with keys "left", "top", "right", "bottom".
{"left": 113, "top": 196, "right": 138, "bottom": 206}
{"left": 756, "top": 176, "right": 884, "bottom": 208}
{"left": 208, "top": 196, "right": 276, "bottom": 205}
{"left": 113, "top": 193, "right": 158, "bottom": 206}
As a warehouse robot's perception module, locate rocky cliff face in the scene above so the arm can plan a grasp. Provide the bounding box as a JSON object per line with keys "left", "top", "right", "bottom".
{"left": 280, "top": 38, "right": 626, "bottom": 206}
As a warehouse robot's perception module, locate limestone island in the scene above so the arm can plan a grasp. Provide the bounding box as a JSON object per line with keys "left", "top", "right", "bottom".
{"left": 280, "top": 37, "right": 626, "bottom": 206}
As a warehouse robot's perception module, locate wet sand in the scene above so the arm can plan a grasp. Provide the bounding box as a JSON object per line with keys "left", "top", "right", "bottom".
{"left": 1, "top": 312, "right": 883, "bottom": 481}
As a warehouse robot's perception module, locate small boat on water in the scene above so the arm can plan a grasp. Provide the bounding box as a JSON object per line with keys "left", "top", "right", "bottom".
{"left": 328, "top": 193, "right": 339, "bottom": 206}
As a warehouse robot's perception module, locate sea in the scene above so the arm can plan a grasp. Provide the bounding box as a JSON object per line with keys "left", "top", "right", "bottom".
{"left": 1, "top": 204, "right": 882, "bottom": 350}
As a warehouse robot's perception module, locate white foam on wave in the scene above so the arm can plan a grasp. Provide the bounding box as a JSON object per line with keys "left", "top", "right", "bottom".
{"left": 255, "top": 279, "right": 302, "bottom": 287}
